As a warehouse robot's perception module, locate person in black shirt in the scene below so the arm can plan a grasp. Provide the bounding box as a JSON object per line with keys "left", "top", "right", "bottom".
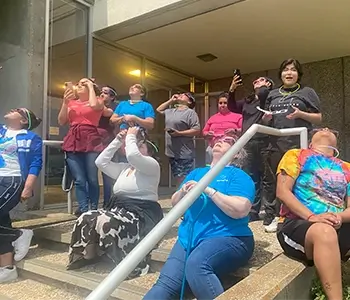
{"left": 263, "top": 58, "right": 322, "bottom": 233}
{"left": 97, "top": 85, "right": 118, "bottom": 206}
{"left": 228, "top": 76, "right": 274, "bottom": 222}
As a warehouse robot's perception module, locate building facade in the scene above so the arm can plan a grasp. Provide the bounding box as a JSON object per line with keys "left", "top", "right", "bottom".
{"left": 1, "top": 0, "right": 350, "bottom": 210}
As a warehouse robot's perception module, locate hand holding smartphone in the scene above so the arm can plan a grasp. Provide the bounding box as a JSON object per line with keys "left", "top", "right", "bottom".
{"left": 233, "top": 69, "right": 243, "bottom": 85}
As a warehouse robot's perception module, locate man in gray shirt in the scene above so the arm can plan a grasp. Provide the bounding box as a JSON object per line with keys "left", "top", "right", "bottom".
{"left": 157, "top": 93, "right": 200, "bottom": 186}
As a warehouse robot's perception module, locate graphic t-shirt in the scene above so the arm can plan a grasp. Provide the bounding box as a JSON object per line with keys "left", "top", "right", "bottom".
{"left": 265, "top": 86, "right": 321, "bottom": 150}
{"left": 114, "top": 100, "right": 155, "bottom": 130}
{"left": 0, "top": 129, "right": 26, "bottom": 177}
{"left": 277, "top": 149, "right": 350, "bottom": 218}
{"left": 178, "top": 166, "right": 255, "bottom": 250}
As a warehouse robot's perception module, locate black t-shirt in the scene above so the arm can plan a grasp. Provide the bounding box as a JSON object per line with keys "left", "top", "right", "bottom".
{"left": 265, "top": 86, "right": 321, "bottom": 150}
{"left": 98, "top": 101, "right": 117, "bottom": 133}
{"left": 228, "top": 87, "right": 270, "bottom": 138}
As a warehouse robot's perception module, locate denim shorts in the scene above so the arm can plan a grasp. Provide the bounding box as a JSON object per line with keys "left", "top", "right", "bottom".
{"left": 169, "top": 158, "right": 194, "bottom": 178}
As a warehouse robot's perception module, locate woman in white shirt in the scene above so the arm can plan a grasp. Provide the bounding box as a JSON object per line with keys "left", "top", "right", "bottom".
{"left": 67, "top": 127, "right": 163, "bottom": 278}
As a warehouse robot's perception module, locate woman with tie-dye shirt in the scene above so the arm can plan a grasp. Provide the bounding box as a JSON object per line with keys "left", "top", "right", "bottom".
{"left": 276, "top": 128, "right": 350, "bottom": 300}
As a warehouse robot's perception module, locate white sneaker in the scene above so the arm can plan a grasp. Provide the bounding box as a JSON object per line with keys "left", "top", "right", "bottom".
{"left": 264, "top": 217, "right": 279, "bottom": 233}
{"left": 0, "top": 266, "right": 18, "bottom": 283}
{"left": 13, "top": 229, "right": 33, "bottom": 261}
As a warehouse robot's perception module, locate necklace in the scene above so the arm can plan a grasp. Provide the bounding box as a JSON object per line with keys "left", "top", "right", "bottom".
{"left": 278, "top": 83, "right": 301, "bottom": 103}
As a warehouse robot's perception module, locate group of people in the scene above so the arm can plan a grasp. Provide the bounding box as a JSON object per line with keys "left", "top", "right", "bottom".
{"left": 0, "top": 58, "right": 348, "bottom": 300}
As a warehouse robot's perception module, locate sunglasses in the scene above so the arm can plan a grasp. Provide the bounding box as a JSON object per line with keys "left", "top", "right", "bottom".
{"left": 310, "top": 128, "right": 339, "bottom": 138}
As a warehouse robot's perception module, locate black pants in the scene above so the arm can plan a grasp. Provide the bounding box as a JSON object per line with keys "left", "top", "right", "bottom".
{"left": 243, "top": 138, "right": 270, "bottom": 216}
{"left": 264, "top": 137, "right": 300, "bottom": 219}
{"left": 0, "top": 177, "right": 24, "bottom": 255}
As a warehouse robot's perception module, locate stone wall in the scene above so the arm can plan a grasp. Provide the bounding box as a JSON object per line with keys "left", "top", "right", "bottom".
{"left": 207, "top": 57, "right": 350, "bottom": 159}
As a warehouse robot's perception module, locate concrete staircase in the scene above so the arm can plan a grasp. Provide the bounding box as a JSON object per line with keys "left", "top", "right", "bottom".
{"left": 0, "top": 201, "right": 282, "bottom": 300}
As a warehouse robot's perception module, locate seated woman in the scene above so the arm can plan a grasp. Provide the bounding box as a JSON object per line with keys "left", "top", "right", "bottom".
{"left": 203, "top": 92, "right": 242, "bottom": 164}
{"left": 144, "top": 136, "right": 255, "bottom": 300}
{"left": 276, "top": 128, "right": 350, "bottom": 300}
{"left": 67, "top": 127, "right": 163, "bottom": 278}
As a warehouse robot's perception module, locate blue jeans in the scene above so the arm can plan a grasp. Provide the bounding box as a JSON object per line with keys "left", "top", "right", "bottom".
{"left": 144, "top": 236, "right": 254, "bottom": 300}
{"left": 66, "top": 152, "right": 100, "bottom": 212}
{"left": 102, "top": 172, "right": 113, "bottom": 207}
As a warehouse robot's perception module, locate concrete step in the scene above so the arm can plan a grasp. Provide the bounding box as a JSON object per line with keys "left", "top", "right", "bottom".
{"left": 0, "top": 278, "right": 84, "bottom": 300}
{"left": 17, "top": 246, "right": 159, "bottom": 300}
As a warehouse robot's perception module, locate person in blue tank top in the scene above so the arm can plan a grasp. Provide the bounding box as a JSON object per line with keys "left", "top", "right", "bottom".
{"left": 144, "top": 135, "right": 255, "bottom": 300}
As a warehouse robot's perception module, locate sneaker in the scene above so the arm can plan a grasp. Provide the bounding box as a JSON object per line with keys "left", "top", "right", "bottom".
{"left": 263, "top": 214, "right": 274, "bottom": 226}
{"left": 13, "top": 229, "right": 33, "bottom": 261}
{"left": 264, "top": 217, "right": 279, "bottom": 233}
{"left": 0, "top": 266, "right": 18, "bottom": 283}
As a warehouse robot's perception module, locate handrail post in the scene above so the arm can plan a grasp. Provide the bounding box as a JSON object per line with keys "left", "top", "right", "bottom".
{"left": 85, "top": 125, "right": 309, "bottom": 300}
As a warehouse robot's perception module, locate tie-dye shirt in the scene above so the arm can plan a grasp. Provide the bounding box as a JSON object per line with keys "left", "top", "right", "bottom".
{"left": 277, "top": 149, "right": 350, "bottom": 218}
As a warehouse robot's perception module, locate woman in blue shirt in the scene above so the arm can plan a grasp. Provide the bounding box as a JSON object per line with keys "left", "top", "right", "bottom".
{"left": 0, "top": 108, "right": 42, "bottom": 283}
{"left": 144, "top": 136, "right": 255, "bottom": 300}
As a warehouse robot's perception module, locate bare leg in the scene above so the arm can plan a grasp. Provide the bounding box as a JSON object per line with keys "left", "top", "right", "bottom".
{"left": 305, "top": 223, "right": 342, "bottom": 300}
{"left": 0, "top": 253, "right": 13, "bottom": 267}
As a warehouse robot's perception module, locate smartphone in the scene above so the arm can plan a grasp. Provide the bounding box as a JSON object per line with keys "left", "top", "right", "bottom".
{"left": 167, "top": 128, "right": 175, "bottom": 134}
{"left": 65, "top": 81, "right": 74, "bottom": 91}
{"left": 233, "top": 69, "right": 243, "bottom": 84}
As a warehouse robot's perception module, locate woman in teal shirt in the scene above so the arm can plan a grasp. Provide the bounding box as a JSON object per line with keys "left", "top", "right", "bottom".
{"left": 144, "top": 136, "right": 255, "bottom": 300}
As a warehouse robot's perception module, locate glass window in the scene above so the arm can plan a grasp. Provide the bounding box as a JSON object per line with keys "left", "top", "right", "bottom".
{"left": 44, "top": 0, "right": 89, "bottom": 206}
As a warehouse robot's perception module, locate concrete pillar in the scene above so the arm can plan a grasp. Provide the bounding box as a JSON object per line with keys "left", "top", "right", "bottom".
{"left": 0, "top": 0, "right": 46, "bottom": 217}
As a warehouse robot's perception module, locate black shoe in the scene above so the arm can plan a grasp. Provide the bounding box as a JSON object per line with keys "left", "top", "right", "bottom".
{"left": 249, "top": 213, "right": 260, "bottom": 222}
{"left": 263, "top": 214, "right": 274, "bottom": 226}
{"left": 74, "top": 209, "right": 83, "bottom": 218}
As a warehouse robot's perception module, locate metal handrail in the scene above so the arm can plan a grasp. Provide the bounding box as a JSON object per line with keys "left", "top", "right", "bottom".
{"left": 85, "top": 124, "right": 308, "bottom": 300}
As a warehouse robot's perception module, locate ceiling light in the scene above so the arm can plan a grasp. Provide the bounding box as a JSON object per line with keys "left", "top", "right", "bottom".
{"left": 196, "top": 53, "right": 218, "bottom": 62}
{"left": 129, "top": 69, "right": 141, "bottom": 77}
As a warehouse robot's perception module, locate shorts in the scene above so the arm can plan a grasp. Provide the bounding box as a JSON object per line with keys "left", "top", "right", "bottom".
{"left": 169, "top": 158, "right": 194, "bottom": 178}
{"left": 277, "top": 218, "right": 350, "bottom": 266}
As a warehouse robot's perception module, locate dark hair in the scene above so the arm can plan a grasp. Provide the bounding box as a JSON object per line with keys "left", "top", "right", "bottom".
{"left": 17, "top": 108, "right": 42, "bottom": 130}
{"left": 87, "top": 78, "right": 101, "bottom": 95}
{"left": 278, "top": 58, "right": 303, "bottom": 81}
{"left": 105, "top": 85, "right": 117, "bottom": 100}
{"left": 217, "top": 92, "right": 229, "bottom": 102}
{"left": 137, "top": 129, "right": 159, "bottom": 159}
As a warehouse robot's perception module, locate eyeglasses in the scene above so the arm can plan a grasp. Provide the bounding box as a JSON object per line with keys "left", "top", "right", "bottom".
{"left": 310, "top": 128, "right": 339, "bottom": 138}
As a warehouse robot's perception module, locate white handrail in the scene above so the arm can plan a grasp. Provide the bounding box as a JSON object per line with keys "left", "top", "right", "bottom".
{"left": 85, "top": 124, "right": 308, "bottom": 300}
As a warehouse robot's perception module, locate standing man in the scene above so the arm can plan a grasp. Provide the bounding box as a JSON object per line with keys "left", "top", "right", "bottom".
{"left": 157, "top": 93, "right": 200, "bottom": 187}
{"left": 228, "top": 75, "right": 274, "bottom": 222}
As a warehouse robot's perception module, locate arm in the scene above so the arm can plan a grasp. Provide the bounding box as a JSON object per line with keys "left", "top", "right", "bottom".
{"left": 58, "top": 102, "right": 69, "bottom": 126}
{"left": 296, "top": 111, "right": 322, "bottom": 124}
{"left": 202, "top": 119, "right": 212, "bottom": 137}
{"left": 110, "top": 113, "right": 124, "bottom": 125}
{"left": 102, "top": 107, "right": 113, "bottom": 117}
{"left": 157, "top": 98, "right": 174, "bottom": 114}
{"left": 298, "top": 87, "right": 322, "bottom": 124}
{"left": 133, "top": 116, "right": 154, "bottom": 130}
{"left": 171, "top": 171, "right": 195, "bottom": 206}
{"left": 125, "top": 134, "right": 160, "bottom": 175}
{"left": 227, "top": 91, "right": 245, "bottom": 114}
{"left": 276, "top": 171, "right": 313, "bottom": 220}
{"left": 87, "top": 84, "right": 104, "bottom": 111}
{"left": 206, "top": 188, "right": 252, "bottom": 218}
{"left": 177, "top": 128, "right": 200, "bottom": 137}
{"left": 22, "top": 135, "right": 43, "bottom": 198}
{"left": 95, "top": 138, "right": 127, "bottom": 179}
{"left": 275, "top": 149, "right": 314, "bottom": 220}
{"left": 204, "top": 169, "right": 255, "bottom": 218}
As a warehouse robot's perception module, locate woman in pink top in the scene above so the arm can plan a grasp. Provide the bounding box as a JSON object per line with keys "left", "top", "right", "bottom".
{"left": 203, "top": 92, "right": 243, "bottom": 163}
{"left": 58, "top": 78, "right": 111, "bottom": 216}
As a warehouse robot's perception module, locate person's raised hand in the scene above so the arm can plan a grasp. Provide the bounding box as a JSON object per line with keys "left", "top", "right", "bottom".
{"left": 127, "top": 126, "right": 139, "bottom": 136}
{"left": 116, "top": 129, "right": 127, "bottom": 141}
{"left": 229, "top": 75, "right": 243, "bottom": 92}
